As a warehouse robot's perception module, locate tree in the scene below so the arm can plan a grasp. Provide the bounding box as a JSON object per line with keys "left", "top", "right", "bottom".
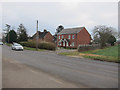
{"left": 6, "top": 30, "right": 17, "bottom": 43}
{"left": 4, "top": 24, "right": 11, "bottom": 43}
{"left": 54, "top": 25, "right": 64, "bottom": 43}
{"left": 108, "top": 35, "right": 116, "bottom": 46}
{"left": 56, "top": 25, "right": 64, "bottom": 33}
{"left": 93, "top": 25, "right": 117, "bottom": 48}
{"left": 17, "top": 24, "right": 28, "bottom": 42}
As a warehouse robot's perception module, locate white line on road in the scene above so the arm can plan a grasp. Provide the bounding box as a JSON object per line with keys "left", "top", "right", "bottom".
{"left": 49, "top": 77, "right": 63, "bottom": 84}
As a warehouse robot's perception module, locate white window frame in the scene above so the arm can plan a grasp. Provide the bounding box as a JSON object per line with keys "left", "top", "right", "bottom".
{"left": 72, "top": 35, "right": 75, "bottom": 39}
{"left": 59, "top": 35, "right": 60, "bottom": 39}
{"left": 72, "top": 42, "right": 74, "bottom": 46}
{"left": 62, "top": 35, "right": 64, "bottom": 39}
{"left": 68, "top": 35, "right": 71, "bottom": 39}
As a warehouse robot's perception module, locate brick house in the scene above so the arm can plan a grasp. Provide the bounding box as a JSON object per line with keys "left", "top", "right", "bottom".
{"left": 57, "top": 27, "right": 91, "bottom": 48}
{"left": 32, "top": 29, "right": 54, "bottom": 43}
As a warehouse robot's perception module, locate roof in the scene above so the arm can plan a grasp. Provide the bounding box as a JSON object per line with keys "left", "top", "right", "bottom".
{"left": 58, "top": 27, "right": 84, "bottom": 35}
{"left": 32, "top": 31, "right": 48, "bottom": 39}
{"left": 38, "top": 31, "right": 48, "bottom": 38}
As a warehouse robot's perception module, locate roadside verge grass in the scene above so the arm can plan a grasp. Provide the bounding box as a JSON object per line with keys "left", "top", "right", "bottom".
{"left": 5, "top": 43, "right": 45, "bottom": 51}
{"left": 59, "top": 45, "right": 119, "bottom": 63}
{"left": 24, "top": 47, "right": 45, "bottom": 51}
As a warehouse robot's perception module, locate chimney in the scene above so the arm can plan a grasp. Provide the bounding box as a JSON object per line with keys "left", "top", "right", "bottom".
{"left": 44, "top": 29, "right": 47, "bottom": 32}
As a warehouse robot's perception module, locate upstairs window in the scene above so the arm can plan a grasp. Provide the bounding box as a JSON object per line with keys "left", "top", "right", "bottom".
{"left": 62, "top": 35, "right": 64, "bottom": 39}
{"left": 59, "top": 35, "right": 60, "bottom": 39}
{"left": 68, "top": 35, "right": 71, "bottom": 39}
{"left": 72, "top": 35, "right": 75, "bottom": 39}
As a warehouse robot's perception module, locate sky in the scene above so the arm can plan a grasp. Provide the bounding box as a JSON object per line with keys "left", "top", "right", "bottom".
{"left": 1, "top": 2, "right": 118, "bottom": 37}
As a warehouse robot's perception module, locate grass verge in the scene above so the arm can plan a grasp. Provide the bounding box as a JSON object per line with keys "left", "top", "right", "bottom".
{"left": 59, "top": 45, "right": 119, "bottom": 63}
{"left": 6, "top": 43, "right": 45, "bottom": 51}
{"left": 24, "top": 47, "right": 45, "bottom": 51}
{"left": 6, "top": 43, "right": 12, "bottom": 46}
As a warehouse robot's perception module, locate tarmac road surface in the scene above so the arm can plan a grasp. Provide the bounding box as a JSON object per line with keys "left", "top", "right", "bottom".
{"left": 2, "top": 45, "right": 118, "bottom": 88}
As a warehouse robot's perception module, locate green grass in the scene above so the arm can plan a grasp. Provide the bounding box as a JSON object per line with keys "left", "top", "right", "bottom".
{"left": 24, "top": 47, "right": 45, "bottom": 51}
{"left": 59, "top": 51, "right": 79, "bottom": 56}
{"left": 83, "top": 45, "right": 118, "bottom": 57}
{"left": 6, "top": 43, "right": 12, "bottom": 46}
{"left": 6, "top": 43, "right": 45, "bottom": 52}
{"left": 59, "top": 45, "right": 119, "bottom": 63}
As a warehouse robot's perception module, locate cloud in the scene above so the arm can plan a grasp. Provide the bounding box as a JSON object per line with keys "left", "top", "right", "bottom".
{"left": 2, "top": 2, "right": 118, "bottom": 36}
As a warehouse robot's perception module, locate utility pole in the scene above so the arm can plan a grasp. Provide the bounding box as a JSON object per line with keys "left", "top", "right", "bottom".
{"left": 5, "top": 24, "right": 10, "bottom": 43}
{"left": 36, "top": 20, "right": 38, "bottom": 50}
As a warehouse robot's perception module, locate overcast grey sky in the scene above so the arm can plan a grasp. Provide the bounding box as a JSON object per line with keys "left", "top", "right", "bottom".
{"left": 2, "top": 2, "right": 118, "bottom": 36}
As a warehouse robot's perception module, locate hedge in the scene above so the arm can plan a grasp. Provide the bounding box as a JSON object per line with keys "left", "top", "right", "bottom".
{"left": 20, "top": 41, "right": 56, "bottom": 50}
{"left": 78, "top": 44, "right": 101, "bottom": 52}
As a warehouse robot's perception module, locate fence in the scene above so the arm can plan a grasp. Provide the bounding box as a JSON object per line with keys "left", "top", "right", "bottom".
{"left": 78, "top": 44, "right": 101, "bottom": 52}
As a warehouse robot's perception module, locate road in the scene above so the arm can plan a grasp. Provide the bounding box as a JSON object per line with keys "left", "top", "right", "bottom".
{"left": 2, "top": 45, "right": 118, "bottom": 88}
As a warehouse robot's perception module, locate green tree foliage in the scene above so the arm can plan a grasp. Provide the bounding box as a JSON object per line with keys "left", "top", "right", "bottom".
{"left": 17, "top": 24, "right": 28, "bottom": 42}
{"left": 54, "top": 25, "right": 64, "bottom": 43}
{"left": 93, "top": 25, "right": 117, "bottom": 48}
{"left": 4, "top": 24, "right": 11, "bottom": 43}
{"left": 108, "top": 35, "right": 116, "bottom": 46}
{"left": 56, "top": 25, "right": 64, "bottom": 33}
{"left": 6, "top": 30, "right": 17, "bottom": 43}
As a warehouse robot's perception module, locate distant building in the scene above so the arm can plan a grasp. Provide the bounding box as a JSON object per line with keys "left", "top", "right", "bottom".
{"left": 32, "top": 29, "right": 54, "bottom": 43}
{"left": 57, "top": 27, "right": 92, "bottom": 48}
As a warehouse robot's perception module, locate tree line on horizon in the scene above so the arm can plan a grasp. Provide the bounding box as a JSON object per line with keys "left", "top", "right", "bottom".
{"left": 3, "top": 24, "right": 28, "bottom": 43}
{"left": 3, "top": 24, "right": 118, "bottom": 48}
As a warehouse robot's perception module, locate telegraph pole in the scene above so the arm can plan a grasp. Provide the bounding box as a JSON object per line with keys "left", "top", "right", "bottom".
{"left": 36, "top": 20, "right": 38, "bottom": 50}
{"left": 5, "top": 24, "right": 10, "bottom": 43}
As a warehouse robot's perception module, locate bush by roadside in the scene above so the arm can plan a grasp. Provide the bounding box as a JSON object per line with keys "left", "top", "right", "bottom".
{"left": 20, "top": 41, "right": 56, "bottom": 51}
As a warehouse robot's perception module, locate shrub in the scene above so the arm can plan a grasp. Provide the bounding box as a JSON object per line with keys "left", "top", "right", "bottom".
{"left": 20, "top": 41, "right": 56, "bottom": 51}
{"left": 20, "top": 41, "right": 36, "bottom": 48}
{"left": 38, "top": 42, "right": 56, "bottom": 50}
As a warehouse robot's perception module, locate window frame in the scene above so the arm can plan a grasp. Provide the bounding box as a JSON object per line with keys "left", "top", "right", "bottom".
{"left": 72, "top": 35, "right": 75, "bottom": 39}
{"left": 68, "top": 35, "right": 71, "bottom": 39}
{"left": 59, "top": 35, "right": 60, "bottom": 39}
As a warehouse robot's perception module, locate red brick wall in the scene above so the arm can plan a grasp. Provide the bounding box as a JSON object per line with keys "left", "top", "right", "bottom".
{"left": 57, "top": 34, "right": 77, "bottom": 48}
{"left": 77, "top": 27, "right": 91, "bottom": 46}
{"left": 44, "top": 32, "right": 54, "bottom": 42}
{"left": 57, "top": 27, "right": 91, "bottom": 48}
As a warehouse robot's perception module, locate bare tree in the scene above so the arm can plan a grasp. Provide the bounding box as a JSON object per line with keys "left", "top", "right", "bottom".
{"left": 93, "top": 25, "right": 117, "bottom": 48}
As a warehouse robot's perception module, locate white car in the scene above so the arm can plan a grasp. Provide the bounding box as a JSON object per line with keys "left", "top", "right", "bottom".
{"left": 11, "top": 43, "right": 24, "bottom": 51}
{"left": 0, "top": 42, "right": 3, "bottom": 45}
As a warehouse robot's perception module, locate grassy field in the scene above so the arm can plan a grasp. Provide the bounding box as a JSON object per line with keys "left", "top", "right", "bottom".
{"left": 59, "top": 45, "right": 119, "bottom": 63}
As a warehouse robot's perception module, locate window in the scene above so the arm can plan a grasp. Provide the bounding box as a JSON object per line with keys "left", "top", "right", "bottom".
{"left": 72, "top": 35, "right": 75, "bottom": 39}
{"left": 62, "top": 35, "right": 64, "bottom": 39}
{"left": 59, "top": 35, "right": 60, "bottom": 39}
{"left": 58, "top": 42, "right": 61, "bottom": 46}
{"left": 68, "top": 35, "right": 71, "bottom": 39}
{"left": 72, "top": 42, "right": 74, "bottom": 46}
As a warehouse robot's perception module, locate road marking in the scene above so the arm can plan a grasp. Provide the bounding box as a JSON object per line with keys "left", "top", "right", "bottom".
{"left": 49, "top": 77, "right": 63, "bottom": 84}
{"left": 30, "top": 69, "right": 39, "bottom": 74}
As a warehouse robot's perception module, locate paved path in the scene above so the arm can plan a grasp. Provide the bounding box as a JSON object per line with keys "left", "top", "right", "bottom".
{"left": 2, "top": 45, "right": 118, "bottom": 88}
